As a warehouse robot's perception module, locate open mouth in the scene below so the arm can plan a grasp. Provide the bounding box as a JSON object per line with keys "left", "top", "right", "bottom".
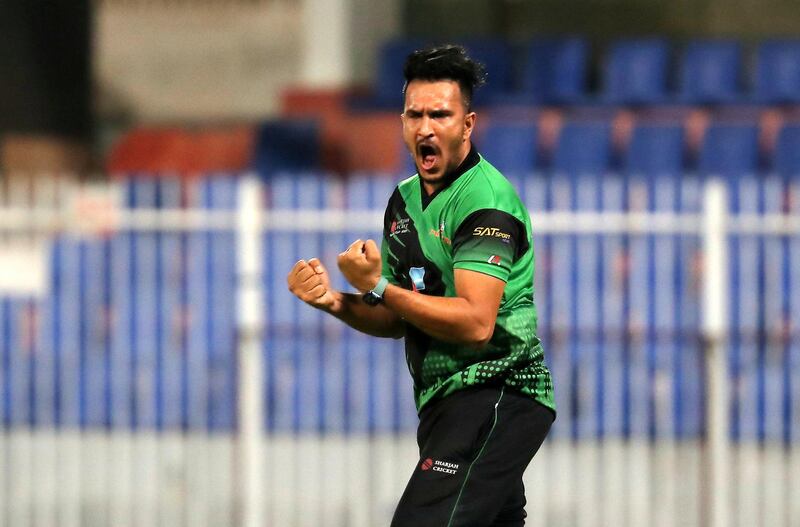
{"left": 418, "top": 144, "right": 439, "bottom": 171}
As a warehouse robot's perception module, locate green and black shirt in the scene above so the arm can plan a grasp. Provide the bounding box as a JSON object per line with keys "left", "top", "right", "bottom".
{"left": 381, "top": 146, "right": 555, "bottom": 413}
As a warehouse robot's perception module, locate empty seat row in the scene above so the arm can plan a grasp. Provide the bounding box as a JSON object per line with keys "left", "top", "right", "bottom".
{"left": 371, "top": 37, "right": 800, "bottom": 106}
{"left": 477, "top": 121, "right": 800, "bottom": 178}
{"left": 108, "top": 116, "right": 800, "bottom": 178}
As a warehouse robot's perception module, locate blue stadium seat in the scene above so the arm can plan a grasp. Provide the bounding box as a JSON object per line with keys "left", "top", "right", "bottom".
{"left": 477, "top": 121, "right": 538, "bottom": 174}
{"left": 625, "top": 124, "right": 685, "bottom": 177}
{"left": 553, "top": 122, "right": 612, "bottom": 175}
{"left": 252, "top": 120, "right": 321, "bottom": 178}
{"left": 773, "top": 124, "right": 800, "bottom": 177}
{"left": 602, "top": 38, "right": 671, "bottom": 104}
{"left": 755, "top": 40, "right": 800, "bottom": 103}
{"left": 698, "top": 124, "right": 759, "bottom": 178}
{"left": 459, "top": 39, "right": 514, "bottom": 105}
{"left": 518, "top": 37, "right": 589, "bottom": 104}
{"left": 678, "top": 40, "right": 742, "bottom": 104}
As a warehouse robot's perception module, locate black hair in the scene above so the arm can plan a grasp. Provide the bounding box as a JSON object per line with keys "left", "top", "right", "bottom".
{"left": 402, "top": 44, "right": 487, "bottom": 110}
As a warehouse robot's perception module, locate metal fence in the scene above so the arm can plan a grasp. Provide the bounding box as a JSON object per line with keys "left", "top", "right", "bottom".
{"left": 0, "top": 172, "right": 798, "bottom": 526}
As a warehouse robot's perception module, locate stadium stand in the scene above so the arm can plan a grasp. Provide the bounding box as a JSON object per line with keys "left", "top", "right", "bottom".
{"left": 251, "top": 119, "right": 322, "bottom": 177}
{"left": 489, "top": 37, "right": 589, "bottom": 106}
{"left": 107, "top": 126, "right": 254, "bottom": 175}
{"left": 625, "top": 124, "right": 686, "bottom": 177}
{"left": 754, "top": 39, "right": 800, "bottom": 104}
{"left": 459, "top": 38, "right": 514, "bottom": 106}
{"left": 699, "top": 123, "right": 760, "bottom": 178}
{"left": 340, "top": 112, "right": 404, "bottom": 173}
{"left": 281, "top": 88, "right": 351, "bottom": 173}
{"left": 601, "top": 38, "right": 671, "bottom": 104}
{"left": 519, "top": 37, "right": 589, "bottom": 104}
{"left": 475, "top": 120, "right": 538, "bottom": 174}
{"left": 678, "top": 40, "right": 743, "bottom": 104}
{"left": 773, "top": 123, "right": 800, "bottom": 176}
{"left": 105, "top": 36, "right": 800, "bottom": 178}
{"left": 553, "top": 121, "right": 613, "bottom": 175}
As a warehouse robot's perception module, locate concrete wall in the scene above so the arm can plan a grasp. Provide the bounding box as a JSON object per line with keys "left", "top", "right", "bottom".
{"left": 96, "top": 2, "right": 304, "bottom": 123}
{"left": 96, "top": 0, "right": 400, "bottom": 124}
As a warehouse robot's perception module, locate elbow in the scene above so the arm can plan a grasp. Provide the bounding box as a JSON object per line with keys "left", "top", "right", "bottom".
{"left": 464, "top": 323, "right": 495, "bottom": 349}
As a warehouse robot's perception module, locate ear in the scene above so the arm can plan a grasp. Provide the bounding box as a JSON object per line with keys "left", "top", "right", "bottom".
{"left": 463, "top": 112, "right": 476, "bottom": 141}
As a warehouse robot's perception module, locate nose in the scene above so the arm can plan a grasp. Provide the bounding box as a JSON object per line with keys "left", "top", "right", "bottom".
{"left": 417, "top": 115, "right": 434, "bottom": 139}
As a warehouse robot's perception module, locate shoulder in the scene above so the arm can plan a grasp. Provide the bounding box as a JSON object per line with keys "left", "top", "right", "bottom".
{"left": 383, "top": 175, "right": 417, "bottom": 226}
{"left": 397, "top": 174, "right": 419, "bottom": 194}
{"left": 385, "top": 174, "right": 417, "bottom": 209}
{"left": 384, "top": 174, "right": 418, "bottom": 206}
{"left": 456, "top": 156, "right": 524, "bottom": 214}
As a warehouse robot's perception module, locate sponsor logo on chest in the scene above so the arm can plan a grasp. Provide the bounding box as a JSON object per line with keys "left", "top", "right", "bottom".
{"left": 391, "top": 217, "right": 411, "bottom": 235}
{"left": 428, "top": 221, "right": 451, "bottom": 245}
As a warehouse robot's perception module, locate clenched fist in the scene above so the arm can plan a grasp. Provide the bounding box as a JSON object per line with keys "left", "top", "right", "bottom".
{"left": 287, "top": 258, "right": 339, "bottom": 311}
{"left": 337, "top": 239, "right": 382, "bottom": 293}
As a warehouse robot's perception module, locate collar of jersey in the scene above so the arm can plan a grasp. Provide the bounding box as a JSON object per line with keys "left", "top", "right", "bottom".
{"left": 419, "top": 145, "right": 480, "bottom": 210}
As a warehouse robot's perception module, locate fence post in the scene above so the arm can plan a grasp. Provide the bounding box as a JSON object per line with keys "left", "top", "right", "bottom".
{"left": 702, "top": 179, "right": 730, "bottom": 527}
{"left": 236, "top": 176, "right": 265, "bottom": 527}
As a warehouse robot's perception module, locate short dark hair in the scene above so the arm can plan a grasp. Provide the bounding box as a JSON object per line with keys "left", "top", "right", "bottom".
{"left": 402, "top": 44, "right": 487, "bottom": 110}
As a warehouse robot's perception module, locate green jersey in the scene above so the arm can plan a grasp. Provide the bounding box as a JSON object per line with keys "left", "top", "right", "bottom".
{"left": 381, "top": 147, "right": 555, "bottom": 412}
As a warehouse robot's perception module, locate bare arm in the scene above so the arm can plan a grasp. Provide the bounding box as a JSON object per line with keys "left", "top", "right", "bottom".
{"left": 382, "top": 268, "right": 504, "bottom": 348}
{"left": 287, "top": 258, "right": 404, "bottom": 339}
{"left": 337, "top": 239, "right": 504, "bottom": 349}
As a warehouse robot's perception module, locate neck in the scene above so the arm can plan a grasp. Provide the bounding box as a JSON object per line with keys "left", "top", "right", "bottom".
{"left": 422, "top": 180, "right": 442, "bottom": 196}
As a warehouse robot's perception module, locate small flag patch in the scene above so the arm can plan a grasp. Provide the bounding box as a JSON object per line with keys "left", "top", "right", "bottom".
{"left": 487, "top": 255, "right": 501, "bottom": 265}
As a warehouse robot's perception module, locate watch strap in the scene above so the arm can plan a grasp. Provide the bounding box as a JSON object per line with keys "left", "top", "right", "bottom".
{"left": 371, "top": 276, "right": 389, "bottom": 298}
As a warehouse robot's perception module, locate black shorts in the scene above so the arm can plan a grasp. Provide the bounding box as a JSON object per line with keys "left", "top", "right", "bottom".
{"left": 391, "top": 386, "right": 554, "bottom": 527}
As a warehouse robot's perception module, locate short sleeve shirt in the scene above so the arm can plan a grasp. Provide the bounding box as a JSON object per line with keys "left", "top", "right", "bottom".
{"left": 381, "top": 147, "right": 555, "bottom": 412}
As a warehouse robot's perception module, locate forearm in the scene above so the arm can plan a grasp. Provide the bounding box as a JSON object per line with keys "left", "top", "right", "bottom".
{"left": 382, "top": 284, "right": 494, "bottom": 347}
{"left": 321, "top": 290, "right": 405, "bottom": 339}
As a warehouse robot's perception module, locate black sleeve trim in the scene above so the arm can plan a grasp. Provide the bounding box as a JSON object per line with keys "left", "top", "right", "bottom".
{"left": 452, "top": 208, "right": 530, "bottom": 262}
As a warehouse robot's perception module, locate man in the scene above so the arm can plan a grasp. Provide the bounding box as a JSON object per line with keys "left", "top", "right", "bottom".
{"left": 287, "top": 44, "right": 554, "bottom": 526}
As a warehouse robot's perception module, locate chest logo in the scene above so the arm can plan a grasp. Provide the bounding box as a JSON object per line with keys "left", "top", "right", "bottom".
{"left": 428, "top": 221, "right": 451, "bottom": 245}
{"left": 391, "top": 217, "right": 411, "bottom": 235}
{"left": 409, "top": 267, "right": 426, "bottom": 292}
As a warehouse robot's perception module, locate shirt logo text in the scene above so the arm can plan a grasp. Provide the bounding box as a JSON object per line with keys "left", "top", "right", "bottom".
{"left": 473, "top": 227, "right": 511, "bottom": 241}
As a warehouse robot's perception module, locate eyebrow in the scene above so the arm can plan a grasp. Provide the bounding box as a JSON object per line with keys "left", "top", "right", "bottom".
{"left": 404, "top": 108, "right": 453, "bottom": 116}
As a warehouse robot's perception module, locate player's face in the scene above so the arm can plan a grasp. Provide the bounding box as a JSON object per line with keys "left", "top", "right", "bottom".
{"left": 402, "top": 80, "right": 475, "bottom": 189}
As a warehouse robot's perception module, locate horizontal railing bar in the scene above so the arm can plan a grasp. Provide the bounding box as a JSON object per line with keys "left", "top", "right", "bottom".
{"left": 0, "top": 208, "right": 798, "bottom": 235}
{"left": 727, "top": 214, "right": 800, "bottom": 235}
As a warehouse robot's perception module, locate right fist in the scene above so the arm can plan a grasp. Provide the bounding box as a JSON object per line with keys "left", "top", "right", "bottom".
{"left": 287, "top": 258, "right": 338, "bottom": 311}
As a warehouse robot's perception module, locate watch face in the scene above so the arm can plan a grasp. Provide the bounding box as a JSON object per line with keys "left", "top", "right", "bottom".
{"left": 362, "top": 291, "right": 382, "bottom": 306}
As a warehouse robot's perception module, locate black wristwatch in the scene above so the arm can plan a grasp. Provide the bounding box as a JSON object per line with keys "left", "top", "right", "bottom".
{"left": 362, "top": 277, "right": 389, "bottom": 306}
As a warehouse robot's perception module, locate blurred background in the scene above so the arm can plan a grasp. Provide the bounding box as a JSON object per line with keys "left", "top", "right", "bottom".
{"left": 0, "top": 0, "right": 799, "bottom": 526}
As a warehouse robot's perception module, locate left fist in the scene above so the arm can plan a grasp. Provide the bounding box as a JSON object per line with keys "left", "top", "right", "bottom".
{"left": 337, "top": 239, "right": 382, "bottom": 293}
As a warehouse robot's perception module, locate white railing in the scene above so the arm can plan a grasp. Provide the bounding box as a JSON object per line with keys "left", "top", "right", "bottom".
{"left": 0, "top": 174, "right": 798, "bottom": 526}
